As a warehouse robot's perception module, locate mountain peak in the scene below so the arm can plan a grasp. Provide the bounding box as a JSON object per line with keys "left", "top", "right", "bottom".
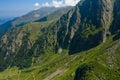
{"left": 56, "top": 0, "right": 120, "bottom": 54}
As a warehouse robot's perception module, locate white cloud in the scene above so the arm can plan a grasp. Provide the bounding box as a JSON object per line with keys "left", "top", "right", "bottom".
{"left": 34, "top": 2, "right": 40, "bottom": 7}
{"left": 52, "top": 0, "right": 64, "bottom": 7}
{"left": 42, "top": 2, "right": 51, "bottom": 7}
{"left": 64, "top": 0, "right": 80, "bottom": 6}
{"left": 41, "top": 0, "right": 80, "bottom": 8}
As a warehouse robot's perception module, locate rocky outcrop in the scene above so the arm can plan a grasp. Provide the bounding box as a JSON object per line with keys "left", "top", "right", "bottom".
{"left": 55, "top": 0, "right": 120, "bottom": 54}
{"left": 0, "top": 28, "right": 33, "bottom": 70}
{"left": 110, "top": 0, "right": 120, "bottom": 40}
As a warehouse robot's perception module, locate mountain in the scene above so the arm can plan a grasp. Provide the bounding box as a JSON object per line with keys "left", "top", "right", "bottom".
{"left": 0, "top": 0, "right": 120, "bottom": 80}
{"left": 0, "top": 7, "right": 71, "bottom": 37}
{"left": 56, "top": 0, "right": 117, "bottom": 54}
{"left": 36, "top": 6, "right": 72, "bottom": 22}
{"left": 0, "top": 6, "right": 72, "bottom": 70}
{"left": 12, "top": 7, "right": 61, "bottom": 25}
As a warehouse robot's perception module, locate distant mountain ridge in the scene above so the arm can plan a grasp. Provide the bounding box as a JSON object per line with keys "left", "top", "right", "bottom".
{"left": 0, "top": 7, "right": 72, "bottom": 37}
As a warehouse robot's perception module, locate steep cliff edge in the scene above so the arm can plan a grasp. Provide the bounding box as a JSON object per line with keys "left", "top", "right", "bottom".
{"left": 55, "top": 0, "right": 119, "bottom": 54}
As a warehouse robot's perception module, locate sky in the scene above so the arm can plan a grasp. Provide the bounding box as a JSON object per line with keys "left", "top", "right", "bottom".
{"left": 0, "top": 0, "right": 80, "bottom": 17}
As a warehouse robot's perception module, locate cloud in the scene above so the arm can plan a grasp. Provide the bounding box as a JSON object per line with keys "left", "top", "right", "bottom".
{"left": 42, "top": 2, "right": 51, "bottom": 7}
{"left": 52, "top": 0, "right": 64, "bottom": 7}
{"left": 64, "top": 0, "right": 80, "bottom": 6}
{"left": 34, "top": 2, "right": 40, "bottom": 7}
{"left": 41, "top": 0, "right": 80, "bottom": 8}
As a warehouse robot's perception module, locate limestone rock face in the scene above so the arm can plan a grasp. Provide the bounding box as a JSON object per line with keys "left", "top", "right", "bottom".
{"left": 110, "top": 0, "right": 120, "bottom": 40}
{"left": 55, "top": 0, "right": 120, "bottom": 54}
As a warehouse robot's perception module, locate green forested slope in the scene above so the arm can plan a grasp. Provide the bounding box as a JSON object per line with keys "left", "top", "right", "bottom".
{"left": 0, "top": 0, "right": 120, "bottom": 80}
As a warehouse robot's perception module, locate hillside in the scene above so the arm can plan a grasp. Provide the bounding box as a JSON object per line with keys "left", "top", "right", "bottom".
{"left": 55, "top": 0, "right": 119, "bottom": 54}
{"left": 0, "top": 0, "right": 120, "bottom": 80}
{"left": 0, "top": 6, "right": 72, "bottom": 37}
{"left": 0, "top": 6, "right": 72, "bottom": 71}
{"left": 0, "top": 35, "right": 120, "bottom": 80}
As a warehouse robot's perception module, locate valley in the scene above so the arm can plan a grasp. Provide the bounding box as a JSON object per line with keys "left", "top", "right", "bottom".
{"left": 0, "top": 0, "right": 120, "bottom": 80}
